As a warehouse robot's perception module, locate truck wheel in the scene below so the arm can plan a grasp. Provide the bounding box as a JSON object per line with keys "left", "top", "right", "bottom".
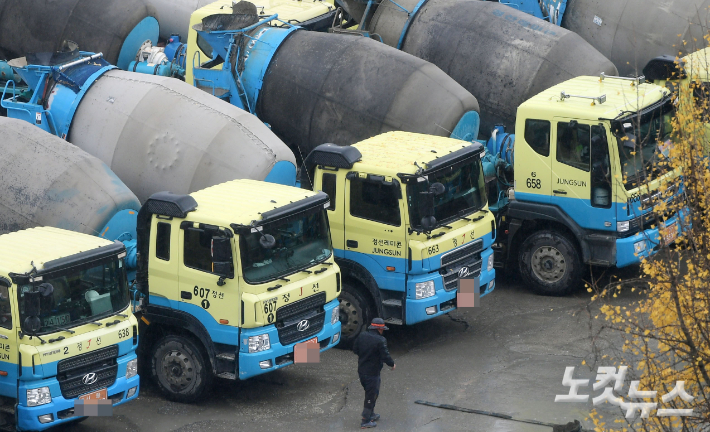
{"left": 518, "top": 230, "right": 582, "bottom": 296}
{"left": 151, "top": 335, "right": 212, "bottom": 403}
{"left": 337, "top": 281, "right": 373, "bottom": 349}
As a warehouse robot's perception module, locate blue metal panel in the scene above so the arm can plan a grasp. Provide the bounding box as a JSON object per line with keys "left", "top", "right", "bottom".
{"left": 497, "top": 0, "right": 567, "bottom": 26}
{"left": 149, "top": 296, "right": 240, "bottom": 346}
{"left": 0, "top": 359, "right": 18, "bottom": 398}
{"left": 616, "top": 209, "right": 687, "bottom": 268}
{"left": 264, "top": 160, "right": 297, "bottom": 186}
{"left": 238, "top": 299, "right": 341, "bottom": 379}
{"left": 342, "top": 249, "right": 407, "bottom": 292}
{"left": 450, "top": 111, "right": 481, "bottom": 142}
{"left": 116, "top": 17, "right": 160, "bottom": 70}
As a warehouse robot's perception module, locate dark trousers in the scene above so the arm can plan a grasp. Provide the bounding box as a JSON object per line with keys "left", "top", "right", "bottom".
{"left": 359, "top": 374, "right": 381, "bottom": 420}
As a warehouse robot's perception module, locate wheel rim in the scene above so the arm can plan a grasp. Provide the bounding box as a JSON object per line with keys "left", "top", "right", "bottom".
{"left": 160, "top": 349, "right": 195, "bottom": 391}
{"left": 530, "top": 245, "right": 566, "bottom": 283}
{"left": 339, "top": 295, "right": 362, "bottom": 338}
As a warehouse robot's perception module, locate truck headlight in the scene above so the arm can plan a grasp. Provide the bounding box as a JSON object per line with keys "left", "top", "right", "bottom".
{"left": 634, "top": 241, "right": 647, "bottom": 254}
{"left": 617, "top": 220, "right": 630, "bottom": 232}
{"left": 27, "top": 387, "right": 51, "bottom": 407}
{"left": 415, "top": 281, "right": 435, "bottom": 299}
{"left": 487, "top": 254, "right": 494, "bottom": 272}
{"left": 126, "top": 358, "right": 138, "bottom": 379}
{"left": 331, "top": 305, "right": 340, "bottom": 325}
{"left": 248, "top": 334, "right": 271, "bottom": 353}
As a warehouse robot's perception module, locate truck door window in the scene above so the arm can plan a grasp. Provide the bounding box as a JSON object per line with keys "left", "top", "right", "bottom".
{"left": 590, "top": 125, "right": 612, "bottom": 208}
{"left": 183, "top": 228, "right": 232, "bottom": 274}
{"left": 156, "top": 222, "right": 171, "bottom": 261}
{"left": 557, "top": 122, "right": 591, "bottom": 172}
{"left": 524, "top": 119, "right": 551, "bottom": 156}
{"left": 322, "top": 173, "right": 337, "bottom": 211}
{"left": 0, "top": 286, "right": 11, "bottom": 329}
{"left": 350, "top": 178, "right": 401, "bottom": 226}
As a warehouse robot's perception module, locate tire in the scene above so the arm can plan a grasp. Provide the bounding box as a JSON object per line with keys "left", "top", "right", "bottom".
{"left": 518, "top": 230, "right": 582, "bottom": 296}
{"left": 151, "top": 335, "right": 213, "bottom": 403}
{"left": 337, "top": 281, "right": 374, "bottom": 349}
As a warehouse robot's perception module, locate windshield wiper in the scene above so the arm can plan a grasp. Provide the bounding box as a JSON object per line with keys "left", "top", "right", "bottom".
{"left": 267, "top": 284, "right": 282, "bottom": 291}
{"left": 278, "top": 277, "right": 291, "bottom": 282}
{"left": 105, "top": 320, "right": 121, "bottom": 327}
{"left": 87, "top": 320, "right": 103, "bottom": 326}
{"left": 53, "top": 327, "right": 75, "bottom": 335}
{"left": 48, "top": 335, "right": 65, "bottom": 344}
{"left": 298, "top": 269, "right": 313, "bottom": 275}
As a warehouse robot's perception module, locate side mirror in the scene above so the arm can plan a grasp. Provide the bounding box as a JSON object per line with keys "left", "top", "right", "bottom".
{"left": 23, "top": 290, "right": 42, "bottom": 334}
{"left": 259, "top": 234, "right": 276, "bottom": 249}
{"left": 211, "top": 237, "right": 232, "bottom": 262}
{"left": 212, "top": 262, "right": 234, "bottom": 279}
{"left": 421, "top": 216, "right": 437, "bottom": 230}
{"left": 429, "top": 182, "right": 445, "bottom": 196}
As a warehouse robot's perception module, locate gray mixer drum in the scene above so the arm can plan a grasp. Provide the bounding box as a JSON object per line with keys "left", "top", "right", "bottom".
{"left": 65, "top": 70, "right": 297, "bottom": 203}
{"left": 561, "top": 0, "right": 710, "bottom": 76}
{"left": 0, "top": 0, "right": 158, "bottom": 69}
{"left": 368, "top": 0, "right": 618, "bottom": 135}
{"left": 256, "top": 30, "right": 480, "bottom": 156}
{"left": 0, "top": 117, "right": 140, "bottom": 235}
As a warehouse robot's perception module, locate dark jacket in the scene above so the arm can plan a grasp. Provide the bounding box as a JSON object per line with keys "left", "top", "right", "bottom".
{"left": 353, "top": 329, "right": 395, "bottom": 376}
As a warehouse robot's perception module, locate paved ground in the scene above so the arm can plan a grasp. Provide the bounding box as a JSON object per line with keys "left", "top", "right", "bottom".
{"left": 65, "top": 269, "right": 639, "bottom": 432}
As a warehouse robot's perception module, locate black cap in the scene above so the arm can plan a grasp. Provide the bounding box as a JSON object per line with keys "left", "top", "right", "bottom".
{"left": 368, "top": 317, "right": 389, "bottom": 330}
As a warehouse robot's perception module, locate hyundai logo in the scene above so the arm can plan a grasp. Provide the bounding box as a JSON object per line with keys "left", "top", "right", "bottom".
{"left": 82, "top": 372, "right": 98, "bottom": 386}
{"left": 458, "top": 267, "right": 470, "bottom": 278}
{"left": 296, "top": 320, "right": 310, "bottom": 332}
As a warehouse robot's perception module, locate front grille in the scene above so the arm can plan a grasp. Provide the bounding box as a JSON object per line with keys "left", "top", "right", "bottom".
{"left": 441, "top": 259, "right": 482, "bottom": 291}
{"left": 57, "top": 345, "right": 118, "bottom": 374}
{"left": 278, "top": 312, "right": 325, "bottom": 345}
{"left": 276, "top": 292, "right": 326, "bottom": 321}
{"left": 440, "top": 239, "right": 483, "bottom": 268}
{"left": 57, "top": 346, "right": 118, "bottom": 399}
{"left": 59, "top": 364, "right": 118, "bottom": 398}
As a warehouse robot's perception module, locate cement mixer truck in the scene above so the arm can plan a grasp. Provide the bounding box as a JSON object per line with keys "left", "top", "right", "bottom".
{"left": 0, "top": 117, "right": 342, "bottom": 403}
{"left": 480, "top": 75, "right": 686, "bottom": 295}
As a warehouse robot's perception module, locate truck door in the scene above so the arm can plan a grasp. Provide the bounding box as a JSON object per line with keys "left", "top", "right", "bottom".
{"left": 315, "top": 170, "right": 345, "bottom": 257}
{"left": 343, "top": 173, "right": 407, "bottom": 290}
{"left": 178, "top": 224, "right": 239, "bottom": 326}
{"left": 0, "top": 283, "right": 18, "bottom": 398}
{"left": 550, "top": 119, "right": 615, "bottom": 232}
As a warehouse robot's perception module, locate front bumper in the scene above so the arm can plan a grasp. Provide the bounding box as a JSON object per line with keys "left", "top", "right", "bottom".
{"left": 616, "top": 208, "right": 687, "bottom": 268}
{"left": 405, "top": 248, "right": 495, "bottom": 325}
{"left": 238, "top": 299, "right": 341, "bottom": 380}
{"left": 17, "top": 353, "right": 139, "bottom": 431}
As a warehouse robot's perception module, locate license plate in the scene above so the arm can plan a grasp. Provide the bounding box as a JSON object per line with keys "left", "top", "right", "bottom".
{"left": 79, "top": 388, "right": 107, "bottom": 401}
{"left": 297, "top": 337, "right": 317, "bottom": 346}
{"left": 663, "top": 222, "right": 678, "bottom": 245}
{"left": 43, "top": 313, "right": 71, "bottom": 328}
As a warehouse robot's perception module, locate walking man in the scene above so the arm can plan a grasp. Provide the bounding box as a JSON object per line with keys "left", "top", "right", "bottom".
{"left": 353, "top": 318, "right": 396, "bottom": 428}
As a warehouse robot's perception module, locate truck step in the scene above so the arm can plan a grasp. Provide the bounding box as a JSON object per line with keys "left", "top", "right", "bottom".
{"left": 216, "top": 372, "right": 237, "bottom": 380}
{"left": 381, "top": 299, "right": 402, "bottom": 307}
{"left": 383, "top": 318, "right": 403, "bottom": 325}
{"left": 216, "top": 353, "right": 236, "bottom": 361}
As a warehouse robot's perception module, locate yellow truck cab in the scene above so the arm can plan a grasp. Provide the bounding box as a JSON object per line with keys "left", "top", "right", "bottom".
{"left": 134, "top": 179, "right": 341, "bottom": 401}
{"left": 304, "top": 132, "right": 496, "bottom": 346}
{"left": 0, "top": 227, "right": 139, "bottom": 431}
{"left": 490, "top": 75, "right": 685, "bottom": 295}
{"left": 184, "top": 0, "right": 337, "bottom": 85}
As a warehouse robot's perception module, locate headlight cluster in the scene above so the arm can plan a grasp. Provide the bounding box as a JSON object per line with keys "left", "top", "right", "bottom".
{"left": 415, "top": 281, "right": 435, "bottom": 299}
{"left": 331, "top": 305, "right": 340, "bottom": 325}
{"left": 126, "top": 358, "right": 138, "bottom": 379}
{"left": 634, "top": 241, "right": 647, "bottom": 254}
{"left": 617, "top": 221, "right": 630, "bottom": 233}
{"left": 27, "top": 387, "right": 51, "bottom": 407}
{"left": 248, "top": 334, "right": 271, "bottom": 353}
{"left": 487, "top": 254, "right": 494, "bottom": 272}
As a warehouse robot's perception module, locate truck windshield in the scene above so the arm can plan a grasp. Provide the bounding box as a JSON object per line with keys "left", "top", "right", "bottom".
{"left": 407, "top": 158, "right": 487, "bottom": 229}
{"left": 18, "top": 256, "right": 129, "bottom": 334}
{"left": 240, "top": 209, "right": 333, "bottom": 284}
{"left": 613, "top": 100, "right": 675, "bottom": 189}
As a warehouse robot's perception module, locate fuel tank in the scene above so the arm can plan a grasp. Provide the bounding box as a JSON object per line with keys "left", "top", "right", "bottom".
{"left": 256, "top": 30, "right": 480, "bottom": 155}
{"left": 0, "top": 117, "right": 140, "bottom": 236}
{"left": 561, "top": 0, "right": 710, "bottom": 76}
{"left": 63, "top": 70, "right": 297, "bottom": 202}
{"left": 0, "top": 0, "right": 158, "bottom": 69}
{"left": 368, "top": 0, "right": 617, "bottom": 135}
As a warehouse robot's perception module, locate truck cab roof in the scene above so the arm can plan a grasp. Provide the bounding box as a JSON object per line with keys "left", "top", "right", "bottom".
{"left": 0, "top": 227, "right": 117, "bottom": 276}
{"left": 187, "top": 179, "right": 325, "bottom": 227}
{"left": 350, "top": 131, "right": 482, "bottom": 177}
{"left": 518, "top": 76, "right": 670, "bottom": 122}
